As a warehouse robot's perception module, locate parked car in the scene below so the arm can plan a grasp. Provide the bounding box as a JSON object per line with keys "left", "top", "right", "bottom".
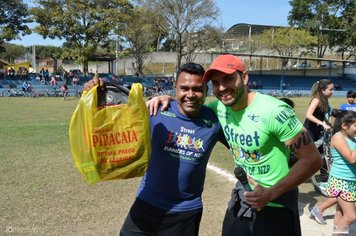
{"left": 69, "top": 69, "right": 82, "bottom": 75}
{"left": 320, "top": 61, "right": 337, "bottom": 68}
{"left": 121, "top": 76, "right": 156, "bottom": 96}
{"left": 293, "top": 62, "right": 311, "bottom": 69}
{"left": 345, "top": 62, "right": 356, "bottom": 67}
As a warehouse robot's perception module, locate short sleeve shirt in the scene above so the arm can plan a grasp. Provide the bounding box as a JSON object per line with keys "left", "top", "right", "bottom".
{"left": 208, "top": 93, "right": 303, "bottom": 188}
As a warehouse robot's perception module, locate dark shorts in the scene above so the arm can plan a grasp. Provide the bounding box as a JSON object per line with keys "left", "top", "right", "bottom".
{"left": 120, "top": 198, "right": 203, "bottom": 236}
{"left": 222, "top": 206, "right": 300, "bottom": 236}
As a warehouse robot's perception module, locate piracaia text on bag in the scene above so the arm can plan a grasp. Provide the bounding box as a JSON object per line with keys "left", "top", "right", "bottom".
{"left": 92, "top": 130, "right": 139, "bottom": 147}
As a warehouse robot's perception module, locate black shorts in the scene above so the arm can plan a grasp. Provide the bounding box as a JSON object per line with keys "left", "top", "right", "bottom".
{"left": 222, "top": 205, "right": 301, "bottom": 236}
{"left": 120, "top": 198, "right": 203, "bottom": 236}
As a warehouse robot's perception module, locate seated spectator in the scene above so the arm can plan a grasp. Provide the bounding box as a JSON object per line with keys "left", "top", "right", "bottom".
{"left": 8, "top": 67, "right": 15, "bottom": 79}
{"left": 72, "top": 76, "right": 79, "bottom": 85}
{"left": 334, "top": 83, "right": 342, "bottom": 91}
{"left": 252, "top": 81, "right": 257, "bottom": 89}
{"left": 27, "top": 82, "right": 33, "bottom": 93}
{"left": 22, "top": 80, "right": 29, "bottom": 93}
{"left": 50, "top": 76, "right": 57, "bottom": 86}
{"left": 35, "top": 74, "right": 42, "bottom": 83}
{"left": 60, "top": 84, "right": 69, "bottom": 100}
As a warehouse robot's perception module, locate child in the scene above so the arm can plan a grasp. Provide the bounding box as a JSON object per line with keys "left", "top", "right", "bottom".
{"left": 326, "top": 110, "right": 356, "bottom": 235}
{"left": 60, "top": 84, "right": 68, "bottom": 100}
{"left": 339, "top": 90, "right": 355, "bottom": 111}
{"left": 304, "top": 79, "right": 334, "bottom": 192}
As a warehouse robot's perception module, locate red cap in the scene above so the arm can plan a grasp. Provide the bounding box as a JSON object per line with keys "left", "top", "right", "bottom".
{"left": 203, "top": 54, "right": 245, "bottom": 82}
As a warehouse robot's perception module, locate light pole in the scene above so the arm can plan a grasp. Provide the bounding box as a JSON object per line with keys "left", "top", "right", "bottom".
{"left": 115, "top": 34, "right": 119, "bottom": 75}
{"left": 32, "top": 45, "right": 37, "bottom": 72}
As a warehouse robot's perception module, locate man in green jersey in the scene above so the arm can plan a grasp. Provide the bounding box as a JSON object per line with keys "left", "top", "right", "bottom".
{"left": 148, "top": 54, "right": 322, "bottom": 236}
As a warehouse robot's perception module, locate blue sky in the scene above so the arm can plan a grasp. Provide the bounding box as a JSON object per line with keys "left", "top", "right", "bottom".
{"left": 10, "top": 0, "right": 292, "bottom": 47}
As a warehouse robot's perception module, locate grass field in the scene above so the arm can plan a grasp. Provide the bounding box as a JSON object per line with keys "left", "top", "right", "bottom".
{"left": 0, "top": 95, "right": 345, "bottom": 235}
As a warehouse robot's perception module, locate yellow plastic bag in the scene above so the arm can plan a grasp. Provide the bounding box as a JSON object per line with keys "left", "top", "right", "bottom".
{"left": 69, "top": 83, "right": 151, "bottom": 184}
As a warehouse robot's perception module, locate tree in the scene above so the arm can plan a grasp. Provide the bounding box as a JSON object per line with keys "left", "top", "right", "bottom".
{"left": 141, "top": 0, "right": 220, "bottom": 71}
{"left": 0, "top": 0, "right": 31, "bottom": 52}
{"left": 183, "top": 25, "right": 224, "bottom": 62}
{"left": 0, "top": 43, "right": 26, "bottom": 63}
{"left": 335, "top": 0, "right": 356, "bottom": 60}
{"left": 288, "top": 0, "right": 354, "bottom": 59}
{"left": 124, "top": 7, "right": 163, "bottom": 76}
{"left": 34, "top": 45, "right": 63, "bottom": 72}
{"left": 259, "top": 27, "right": 317, "bottom": 66}
{"left": 31, "top": 0, "right": 133, "bottom": 74}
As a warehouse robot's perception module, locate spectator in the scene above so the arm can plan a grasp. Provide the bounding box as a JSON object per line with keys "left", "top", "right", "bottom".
{"left": 72, "top": 76, "right": 79, "bottom": 86}
{"left": 50, "top": 76, "right": 57, "bottom": 86}
{"left": 40, "top": 76, "right": 46, "bottom": 85}
{"left": 252, "top": 81, "right": 257, "bottom": 89}
{"left": 39, "top": 68, "right": 45, "bottom": 79}
{"left": 304, "top": 79, "right": 334, "bottom": 193}
{"left": 22, "top": 80, "right": 29, "bottom": 93}
{"left": 339, "top": 90, "right": 356, "bottom": 111}
{"left": 8, "top": 67, "right": 15, "bottom": 79}
{"left": 35, "top": 74, "right": 41, "bottom": 83}
{"left": 27, "top": 82, "right": 33, "bottom": 93}
{"left": 60, "top": 84, "right": 68, "bottom": 100}
{"left": 22, "top": 67, "right": 28, "bottom": 80}
{"left": 44, "top": 69, "right": 49, "bottom": 81}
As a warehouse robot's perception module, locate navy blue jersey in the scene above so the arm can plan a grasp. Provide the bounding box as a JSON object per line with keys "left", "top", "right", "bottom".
{"left": 137, "top": 100, "right": 227, "bottom": 211}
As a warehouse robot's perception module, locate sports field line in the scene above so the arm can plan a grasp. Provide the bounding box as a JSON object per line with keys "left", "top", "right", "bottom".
{"left": 207, "top": 163, "right": 236, "bottom": 183}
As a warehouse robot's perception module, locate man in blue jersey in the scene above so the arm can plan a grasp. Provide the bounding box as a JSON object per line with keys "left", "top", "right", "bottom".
{"left": 85, "top": 63, "right": 227, "bottom": 236}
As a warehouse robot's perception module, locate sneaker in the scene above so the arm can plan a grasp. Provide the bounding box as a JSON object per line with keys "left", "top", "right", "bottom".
{"left": 332, "top": 225, "right": 349, "bottom": 234}
{"left": 319, "top": 182, "right": 328, "bottom": 191}
{"left": 310, "top": 207, "right": 327, "bottom": 225}
{"left": 318, "top": 182, "right": 329, "bottom": 196}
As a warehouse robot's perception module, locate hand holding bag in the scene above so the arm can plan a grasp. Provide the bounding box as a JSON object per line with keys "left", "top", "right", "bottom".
{"left": 69, "top": 83, "right": 151, "bottom": 184}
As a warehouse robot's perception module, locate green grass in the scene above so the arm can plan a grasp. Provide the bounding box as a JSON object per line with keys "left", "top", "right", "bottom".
{"left": 0, "top": 95, "right": 345, "bottom": 235}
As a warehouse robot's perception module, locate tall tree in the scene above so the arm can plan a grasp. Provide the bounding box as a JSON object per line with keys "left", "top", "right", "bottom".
{"left": 288, "top": 0, "right": 354, "bottom": 59}
{"left": 141, "top": 0, "right": 220, "bottom": 71}
{"left": 335, "top": 0, "right": 356, "bottom": 60}
{"left": 35, "top": 45, "right": 63, "bottom": 72}
{"left": 259, "top": 27, "right": 317, "bottom": 66}
{"left": 259, "top": 27, "right": 317, "bottom": 67}
{"left": 123, "top": 7, "right": 159, "bottom": 76}
{"left": 31, "top": 0, "right": 133, "bottom": 74}
{"left": 0, "top": 0, "right": 31, "bottom": 52}
{"left": 183, "top": 25, "right": 224, "bottom": 62}
{"left": 0, "top": 43, "right": 26, "bottom": 63}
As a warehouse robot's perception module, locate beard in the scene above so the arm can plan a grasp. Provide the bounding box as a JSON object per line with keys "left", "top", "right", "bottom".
{"left": 215, "top": 85, "right": 245, "bottom": 107}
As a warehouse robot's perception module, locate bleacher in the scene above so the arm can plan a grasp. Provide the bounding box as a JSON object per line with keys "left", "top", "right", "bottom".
{"left": 0, "top": 76, "right": 83, "bottom": 97}
{"left": 1, "top": 72, "right": 354, "bottom": 97}
{"left": 249, "top": 74, "right": 355, "bottom": 91}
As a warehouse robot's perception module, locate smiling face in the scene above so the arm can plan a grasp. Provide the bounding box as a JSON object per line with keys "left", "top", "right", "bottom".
{"left": 175, "top": 71, "right": 206, "bottom": 118}
{"left": 210, "top": 70, "right": 248, "bottom": 110}
{"left": 347, "top": 96, "right": 355, "bottom": 105}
